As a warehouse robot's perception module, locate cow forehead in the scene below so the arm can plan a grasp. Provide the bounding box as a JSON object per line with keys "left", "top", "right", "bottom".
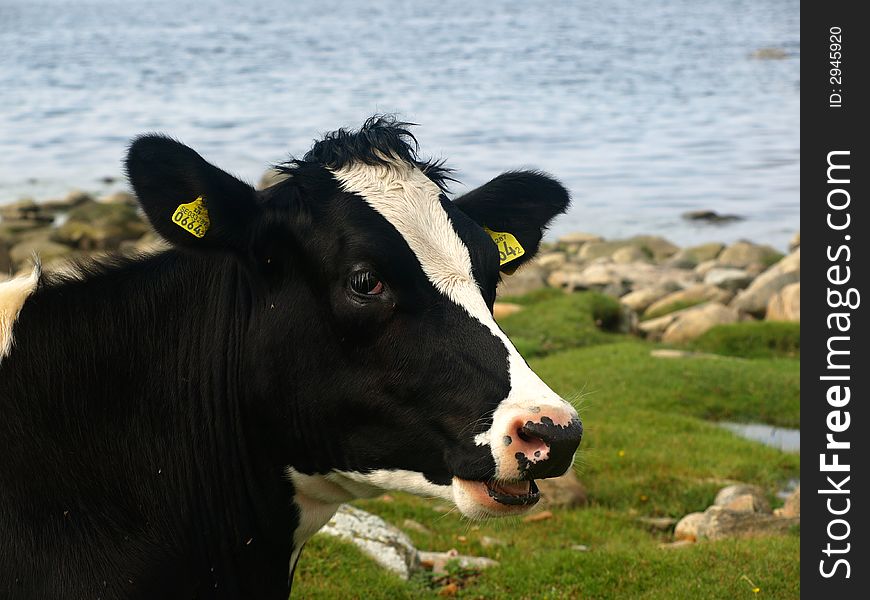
{"left": 329, "top": 160, "right": 483, "bottom": 308}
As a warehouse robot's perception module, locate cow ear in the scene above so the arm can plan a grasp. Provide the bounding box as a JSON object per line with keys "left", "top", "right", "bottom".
{"left": 125, "top": 135, "right": 259, "bottom": 251}
{"left": 453, "top": 171, "right": 570, "bottom": 273}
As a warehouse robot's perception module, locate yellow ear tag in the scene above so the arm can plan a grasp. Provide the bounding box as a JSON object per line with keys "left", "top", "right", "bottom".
{"left": 171, "top": 196, "right": 210, "bottom": 238}
{"left": 484, "top": 227, "right": 525, "bottom": 267}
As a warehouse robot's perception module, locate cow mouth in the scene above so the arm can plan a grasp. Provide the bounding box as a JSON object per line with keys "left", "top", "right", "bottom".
{"left": 484, "top": 478, "right": 540, "bottom": 506}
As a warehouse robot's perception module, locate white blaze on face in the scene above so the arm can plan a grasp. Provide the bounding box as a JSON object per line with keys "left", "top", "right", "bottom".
{"left": 0, "top": 266, "right": 40, "bottom": 361}
{"left": 329, "top": 160, "right": 579, "bottom": 485}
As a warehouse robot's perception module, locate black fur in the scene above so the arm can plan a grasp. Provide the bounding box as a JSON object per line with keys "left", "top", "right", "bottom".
{"left": 0, "top": 116, "right": 570, "bottom": 599}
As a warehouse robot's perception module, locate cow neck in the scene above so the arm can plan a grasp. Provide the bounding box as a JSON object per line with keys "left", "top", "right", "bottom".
{"left": 1, "top": 250, "right": 294, "bottom": 592}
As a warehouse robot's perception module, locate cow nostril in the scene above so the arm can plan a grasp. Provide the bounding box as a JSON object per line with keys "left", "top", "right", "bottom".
{"left": 519, "top": 424, "right": 550, "bottom": 445}
{"left": 516, "top": 427, "right": 534, "bottom": 443}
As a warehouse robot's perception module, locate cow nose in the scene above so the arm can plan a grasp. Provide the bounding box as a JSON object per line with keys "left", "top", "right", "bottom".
{"left": 515, "top": 415, "right": 583, "bottom": 480}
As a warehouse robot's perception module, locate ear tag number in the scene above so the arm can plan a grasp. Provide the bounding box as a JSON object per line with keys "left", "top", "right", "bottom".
{"left": 172, "top": 196, "right": 210, "bottom": 238}
{"left": 484, "top": 227, "right": 525, "bottom": 267}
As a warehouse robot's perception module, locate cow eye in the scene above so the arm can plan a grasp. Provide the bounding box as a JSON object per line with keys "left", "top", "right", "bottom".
{"left": 348, "top": 270, "right": 385, "bottom": 296}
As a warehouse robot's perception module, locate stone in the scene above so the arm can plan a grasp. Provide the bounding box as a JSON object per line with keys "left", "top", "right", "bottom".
{"left": 9, "top": 237, "right": 75, "bottom": 270}
{"left": 577, "top": 240, "right": 634, "bottom": 261}
{"left": 535, "top": 252, "right": 568, "bottom": 272}
{"left": 497, "top": 264, "right": 547, "bottom": 297}
{"left": 714, "top": 484, "right": 771, "bottom": 514}
{"left": 723, "top": 494, "right": 768, "bottom": 514}
{"left": 493, "top": 302, "right": 523, "bottom": 320}
{"left": 418, "top": 549, "right": 499, "bottom": 576}
{"left": 52, "top": 200, "right": 149, "bottom": 251}
{"left": 686, "top": 242, "right": 725, "bottom": 263}
{"left": 638, "top": 313, "right": 681, "bottom": 340}
{"left": 731, "top": 249, "right": 800, "bottom": 317}
{"left": 674, "top": 512, "right": 706, "bottom": 542}
{"left": 661, "top": 302, "right": 740, "bottom": 343}
{"left": 681, "top": 210, "right": 743, "bottom": 223}
{"left": 620, "top": 286, "right": 677, "bottom": 313}
{"left": 703, "top": 267, "right": 753, "bottom": 291}
{"left": 0, "top": 240, "right": 12, "bottom": 274}
{"left": 789, "top": 231, "right": 800, "bottom": 252}
{"left": 571, "top": 544, "right": 591, "bottom": 552}
{"left": 612, "top": 245, "right": 650, "bottom": 264}
{"left": 694, "top": 259, "right": 719, "bottom": 277}
{"left": 536, "top": 470, "right": 587, "bottom": 508}
{"left": 637, "top": 517, "right": 678, "bottom": 531}
{"left": 766, "top": 282, "right": 800, "bottom": 322}
{"left": 555, "top": 262, "right": 695, "bottom": 295}
{"left": 319, "top": 504, "right": 420, "bottom": 579}
{"left": 523, "top": 510, "right": 553, "bottom": 523}
{"left": 775, "top": 486, "right": 800, "bottom": 518}
{"left": 257, "top": 168, "right": 291, "bottom": 190}
{"left": 645, "top": 284, "right": 733, "bottom": 318}
{"left": 99, "top": 191, "right": 137, "bottom": 206}
{"left": 697, "top": 506, "right": 798, "bottom": 540}
{"left": 557, "top": 232, "right": 603, "bottom": 246}
{"left": 626, "top": 235, "right": 680, "bottom": 261}
{"left": 717, "top": 241, "right": 781, "bottom": 269}
{"left": 751, "top": 47, "right": 788, "bottom": 60}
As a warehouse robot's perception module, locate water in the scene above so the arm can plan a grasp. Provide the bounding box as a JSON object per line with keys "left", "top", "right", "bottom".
{"left": 718, "top": 421, "right": 800, "bottom": 453}
{"left": 0, "top": 0, "right": 799, "bottom": 248}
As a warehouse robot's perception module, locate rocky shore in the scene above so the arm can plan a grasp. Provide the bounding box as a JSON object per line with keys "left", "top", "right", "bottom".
{"left": 3, "top": 192, "right": 799, "bottom": 346}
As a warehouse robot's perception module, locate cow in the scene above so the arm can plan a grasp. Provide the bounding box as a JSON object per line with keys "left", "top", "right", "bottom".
{"left": 0, "top": 116, "right": 582, "bottom": 599}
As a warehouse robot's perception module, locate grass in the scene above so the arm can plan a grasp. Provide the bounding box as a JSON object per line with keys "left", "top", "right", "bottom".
{"left": 291, "top": 292, "right": 801, "bottom": 599}
{"left": 688, "top": 321, "right": 801, "bottom": 359}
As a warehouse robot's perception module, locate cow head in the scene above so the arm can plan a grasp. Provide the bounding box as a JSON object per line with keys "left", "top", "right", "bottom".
{"left": 126, "top": 117, "right": 581, "bottom": 521}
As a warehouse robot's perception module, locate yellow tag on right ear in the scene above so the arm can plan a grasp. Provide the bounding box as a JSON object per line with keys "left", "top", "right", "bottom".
{"left": 172, "top": 196, "right": 210, "bottom": 238}
{"left": 484, "top": 227, "right": 525, "bottom": 267}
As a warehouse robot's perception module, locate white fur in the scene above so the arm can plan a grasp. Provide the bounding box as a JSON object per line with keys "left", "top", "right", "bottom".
{"left": 0, "top": 266, "right": 40, "bottom": 361}
{"left": 330, "top": 161, "right": 579, "bottom": 482}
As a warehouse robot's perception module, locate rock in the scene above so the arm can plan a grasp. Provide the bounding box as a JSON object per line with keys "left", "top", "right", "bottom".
{"left": 402, "top": 519, "right": 432, "bottom": 535}
{"left": 697, "top": 505, "right": 798, "bottom": 540}
{"left": 536, "top": 470, "right": 587, "bottom": 508}
{"left": 766, "top": 282, "right": 800, "bottom": 322}
{"left": 419, "top": 549, "right": 499, "bottom": 576}
{"left": 789, "top": 231, "right": 800, "bottom": 252}
{"left": 39, "top": 190, "right": 95, "bottom": 212}
{"left": 571, "top": 544, "right": 591, "bottom": 552}
{"left": 99, "top": 191, "right": 137, "bottom": 206}
{"left": 319, "top": 504, "right": 420, "bottom": 579}
{"left": 620, "top": 286, "right": 677, "bottom": 313}
{"left": 577, "top": 240, "right": 634, "bottom": 261}
{"left": 535, "top": 252, "right": 568, "bottom": 272}
{"left": 612, "top": 245, "right": 650, "bottom": 264}
{"left": 731, "top": 249, "right": 800, "bottom": 317}
{"left": 661, "top": 302, "right": 740, "bottom": 343}
{"left": 554, "top": 262, "right": 696, "bottom": 295}
{"left": 714, "top": 484, "right": 771, "bottom": 514}
{"left": 681, "top": 210, "right": 743, "bottom": 223}
{"left": 775, "top": 486, "right": 800, "bottom": 518}
{"left": 497, "top": 264, "right": 547, "bottom": 297}
{"left": 723, "top": 494, "right": 769, "bottom": 514}
{"left": 557, "top": 232, "right": 603, "bottom": 246}
{"left": 523, "top": 510, "right": 553, "bottom": 523}
{"left": 438, "top": 583, "right": 459, "bottom": 596}
{"left": 645, "top": 284, "right": 733, "bottom": 318}
{"left": 694, "top": 259, "right": 719, "bottom": 277}
{"left": 674, "top": 512, "right": 706, "bottom": 542}
{"left": 638, "top": 313, "right": 681, "bottom": 340}
{"left": 687, "top": 242, "right": 725, "bottom": 263}
{"left": 257, "top": 168, "right": 291, "bottom": 190}
{"left": 626, "top": 235, "right": 680, "bottom": 261}
{"left": 649, "top": 349, "right": 722, "bottom": 359}
{"left": 9, "top": 237, "right": 75, "bottom": 270}
{"left": 704, "top": 268, "right": 753, "bottom": 291}
{"left": 52, "top": 200, "right": 149, "bottom": 251}
{"left": 0, "top": 240, "right": 12, "bottom": 274}
{"left": 493, "top": 302, "right": 523, "bottom": 320}
{"left": 751, "top": 47, "right": 789, "bottom": 60}
{"left": 717, "top": 241, "right": 781, "bottom": 269}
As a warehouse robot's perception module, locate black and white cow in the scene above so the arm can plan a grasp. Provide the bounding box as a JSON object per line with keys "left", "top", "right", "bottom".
{"left": 0, "top": 117, "right": 582, "bottom": 599}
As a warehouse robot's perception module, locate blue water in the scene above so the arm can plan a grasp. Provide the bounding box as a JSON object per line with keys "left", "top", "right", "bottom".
{"left": 0, "top": 0, "right": 799, "bottom": 248}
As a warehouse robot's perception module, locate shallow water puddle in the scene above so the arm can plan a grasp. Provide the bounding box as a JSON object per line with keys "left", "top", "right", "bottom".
{"left": 718, "top": 421, "right": 800, "bottom": 453}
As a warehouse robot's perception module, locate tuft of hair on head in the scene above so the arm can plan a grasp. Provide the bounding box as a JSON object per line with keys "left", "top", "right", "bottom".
{"left": 276, "top": 114, "right": 455, "bottom": 192}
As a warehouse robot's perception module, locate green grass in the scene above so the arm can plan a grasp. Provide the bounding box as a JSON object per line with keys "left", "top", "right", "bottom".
{"left": 497, "top": 291, "right": 624, "bottom": 357}
{"left": 291, "top": 292, "right": 801, "bottom": 599}
{"left": 689, "top": 321, "right": 801, "bottom": 359}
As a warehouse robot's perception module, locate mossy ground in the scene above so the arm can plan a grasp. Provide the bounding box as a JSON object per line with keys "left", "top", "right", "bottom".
{"left": 291, "top": 292, "right": 800, "bottom": 599}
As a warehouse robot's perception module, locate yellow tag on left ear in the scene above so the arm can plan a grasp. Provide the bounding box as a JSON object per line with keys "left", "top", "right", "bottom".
{"left": 172, "top": 196, "right": 210, "bottom": 238}
{"left": 484, "top": 227, "right": 525, "bottom": 267}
